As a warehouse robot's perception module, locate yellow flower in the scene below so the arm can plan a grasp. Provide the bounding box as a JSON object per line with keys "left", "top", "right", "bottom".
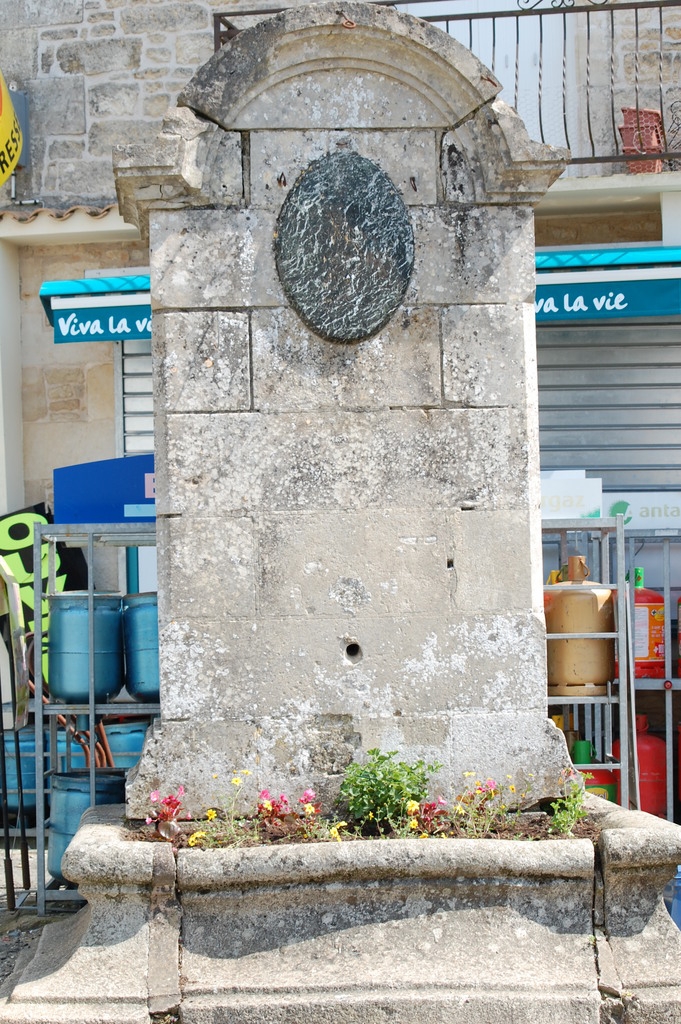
{"left": 463, "top": 771, "right": 475, "bottom": 778}
{"left": 231, "top": 777, "right": 242, "bottom": 786}
{"left": 212, "top": 773, "right": 218, "bottom": 780}
{"left": 455, "top": 804, "right": 466, "bottom": 816}
{"left": 409, "top": 818, "right": 418, "bottom": 830}
{"left": 419, "top": 833, "right": 429, "bottom": 839}
{"left": 262, "top": 800, "right": 272, "bottom": 811}
{"left": 188, "top": 831, "right": 207, "bottom": 847}
{"left": 206, "top": 808, "right": 217, "bottom": 821}
{"left": 368, "top": 811, "right": 374, "bottom": 820}
{"left": 406, "top": 800, "right": 420, "bottom": 816}
{"left": 303, "top": 803, "right": 316, "bottom": 817}
{"left": 509, "top": 785, "right": 516, "bottom": 793}
{"left": 240, "top": 769, "right": 252, "bottom": 776}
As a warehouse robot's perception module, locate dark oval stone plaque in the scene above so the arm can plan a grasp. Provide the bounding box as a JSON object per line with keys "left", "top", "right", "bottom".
{"left": 274, "top": 152, "right": 414, "bottom": 342}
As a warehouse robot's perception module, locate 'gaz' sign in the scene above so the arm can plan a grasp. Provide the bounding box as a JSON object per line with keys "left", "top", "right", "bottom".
{"left": 0, "top": 72, "right": 22, "bottom": 186}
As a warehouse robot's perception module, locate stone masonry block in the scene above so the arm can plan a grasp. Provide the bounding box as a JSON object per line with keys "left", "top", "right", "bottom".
{"left": 151, "top": 209, "right": 284, "bottom": 310}
{"left": 442, "top": 303, "right": 531, "bottom": 408}
{"left": 251, "top": 306, "right": 441, "bottom": 411}
{"left": 2, "top": 30, "right": 39, "bottom": 80}
{"left": 255, "top": 510, "right": 453, "bottom": 619}
{"left": 156, "top": 514, "right": 256, "bottom": 622}
{"left": 120, "top": 3, "right": 208, "bottom": 34}
{"left": 249, "top": 130, "right": 437, "bottom": 210}
{"left": 156, "top": 611, "right": 548, "bottom": 726}
{"left": 153, "top": 310, "right": 251, "bottom": 412}
{"left": 406, "top": 205, "right": 535, "bottom": 305}
{"left": 89, "top": 83, "right": 140, "bottom": 118}
{"left": 449, "top": 509, "right": 538, "bottom": 614}
{"left": 32, "top": 76, "right": 85, "bottom": 135}
{"left": 89, "top": 119, "right": 159, "bottom": 159}
{"left": 5, "top": 0, "right": 81, "bottom": 29}
{"left": 155, "top": 408, "right": 529, "bottom": 516}
{"left": 56, "top": 39, "right": 142, "bottom": 75}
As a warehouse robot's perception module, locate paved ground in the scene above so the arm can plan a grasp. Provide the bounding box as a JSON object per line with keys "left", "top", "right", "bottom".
{"left": 0, "top": 846, "right": 58, "bottom": 988}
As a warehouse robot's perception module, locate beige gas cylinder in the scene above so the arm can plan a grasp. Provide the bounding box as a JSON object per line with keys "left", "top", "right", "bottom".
{"left": 544, "top": 555, "right": 615, "bottom": 697}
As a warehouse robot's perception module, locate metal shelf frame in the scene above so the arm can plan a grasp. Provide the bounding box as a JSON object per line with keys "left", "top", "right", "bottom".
{"left": 542, "top": 516, "right": 630, "bottom": 810}
{"left": 32, "top": 523, "right": 158, "bottom": 915}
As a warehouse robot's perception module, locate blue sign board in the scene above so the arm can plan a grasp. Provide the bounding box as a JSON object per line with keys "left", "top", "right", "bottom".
{"left": 52, "top": 299, "right": 152, "bottom": 343}
{"left": 535, "top": 276, "right": 681, "bottom": 322}
{"left": 39, "top": 275, "right": 152, "bottom": 344}
{"left": 53, "top": 454, "right": 155, "bottom": 524}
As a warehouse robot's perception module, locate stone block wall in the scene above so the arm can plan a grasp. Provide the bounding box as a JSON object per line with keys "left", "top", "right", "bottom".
{"left": 0, "top": 0, "right": 257, "bottom": 208}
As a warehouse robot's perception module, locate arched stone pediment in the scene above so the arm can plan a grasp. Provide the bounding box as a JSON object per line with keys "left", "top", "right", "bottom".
{"left": 179, "top": 2, "right": 501, "bottom": 131}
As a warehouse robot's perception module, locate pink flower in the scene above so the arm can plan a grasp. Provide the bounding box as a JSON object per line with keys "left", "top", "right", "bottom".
{"left": 150, "top": 790, "right": 160, "bottom": 803}
{"left": 177, "top": 785, "right": 185, "bottom": 797}
{"left": 145, "top": 816, "right": 154, "bottom": 824}
{"left": 299, "top": 789, "right": 316, "bottom": 804}
{"left": 259, "top": 789, "right": 271, "bottom": 801}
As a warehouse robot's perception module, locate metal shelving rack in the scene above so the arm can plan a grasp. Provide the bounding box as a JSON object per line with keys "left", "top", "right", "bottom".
{"left": 32, "top": 522, "right": 158, "bottom": 916}
{"left": 542, "top": 515, "right": 631, "bottom": 810}
{"left": 622, "top": 528, "right": 681, "bottom": 822}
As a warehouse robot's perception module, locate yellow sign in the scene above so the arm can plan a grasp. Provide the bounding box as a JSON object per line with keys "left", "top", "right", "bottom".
{"left": 0, "top": 72, "right": 22, "bottom": 186}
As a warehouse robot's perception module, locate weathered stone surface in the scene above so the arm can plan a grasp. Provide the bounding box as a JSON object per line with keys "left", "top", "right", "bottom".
{"left": 127, "top": 701, "right": 566, "bottom": 819}
{"left": 442, "top": 303, "right": 534, "bottom": 408}
{"left": 3, "top": 0, "right": 81, "bottom": 30}
{"left": 448, "top": 509, "right": 540, "bottom": 612}
{"left": 155, "top": 408, "right": 529, "bottom": 517}
{"left": 254, "top": 509, "right": 453, "bottom": 618}
{"left": 120, "top": 2, "right": 207, "bottom": 35}
{"left": 249, "top": 130, "right": 437, "bottom": 210}
{"left": 251, "top": 306, "right": 441, "bottom": 411}
{"left": 179, "top": 3, "right": 501, "bottom": 131}
{"left": 0, "top": 808, "right": 178, "bottom": 1023}
{"left": 442, "top": 100, "right": 568, "bottom": 206}
{"left": 153, "top": 310, "right": 251, "bottom": 412}
{"left": 56, "top": 39, "right": 142, "bottom": 76}
{"left": 179, "top": 839, "right": 597, "bottom": 1020}
{"left": 157, "top": 514, "right": 256, "bottom": 621}
{"left": 32, "top": 75, "right": 85, "bottom": 135}
{"left": 407, "top": 205, "right": 536, "bottom": 305}
{"left": 115, "top": 108, "right": 243, "bottom": 233}
{"left": 274, "top": 152, "right": 414, "bottom": 342}
{"left": 150, "top": 208, "right": 283, "bottom": 310}
{"left": 89, "top": 83, "right": 140, "bottom": 118}
{"left": 152, "top": 611, "right": 549, "bottom": 731}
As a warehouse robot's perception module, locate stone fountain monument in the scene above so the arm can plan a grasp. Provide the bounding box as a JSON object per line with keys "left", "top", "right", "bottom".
{"left": 3, "top": 5, "right": 681, "bottom": 1024}
{"left": 114, "top": 0, "right": 570, "bottom": 817}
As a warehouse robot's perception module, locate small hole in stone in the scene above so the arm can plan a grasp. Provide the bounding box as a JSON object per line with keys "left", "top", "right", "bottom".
{"left": 446, "top": 558, "right": 454, "bottom": 569}
{"left": 345, "top": 642, "right": 362, "bottom": 663}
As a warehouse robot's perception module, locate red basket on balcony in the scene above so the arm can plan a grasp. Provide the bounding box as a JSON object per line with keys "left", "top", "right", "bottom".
{"left": 618, "top": 107, "right": 664, "bottom": 173}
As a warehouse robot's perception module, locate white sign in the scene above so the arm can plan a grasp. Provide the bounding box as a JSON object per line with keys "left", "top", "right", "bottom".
{"left": 541, "top": 474, "right": 602, "bottom": 519}
{"left": 604, "top": 492, "right": 681, "bottom": 530}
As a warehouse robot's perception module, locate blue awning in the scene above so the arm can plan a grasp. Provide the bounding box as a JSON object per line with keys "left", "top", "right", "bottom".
{"left": 535, "top": 247, "right": 681, "bottom": 323}
{"left": 536, "top": 245, "right": 681, "bottom": 271}
{"left": 39, "top": 275, "right": 151, "bottom": 343}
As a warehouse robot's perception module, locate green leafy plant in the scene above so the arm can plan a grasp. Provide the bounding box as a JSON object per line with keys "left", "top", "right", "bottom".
{"left": 549, "top": 771, "right": 589, "bottom": 836}
{"left": 339, "top": 748, "right": 442, "bottom": 828}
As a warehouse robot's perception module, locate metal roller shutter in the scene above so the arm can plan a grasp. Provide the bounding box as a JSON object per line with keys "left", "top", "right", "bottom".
{"left": 120, "top": 337, "right": 154, "bottom": 456}
{"left": 537, "top": 323, "right": 681, "bottom": 492}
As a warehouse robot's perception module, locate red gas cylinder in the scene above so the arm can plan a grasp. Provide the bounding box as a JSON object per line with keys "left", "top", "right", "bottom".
{"left": 631, "top": 567, "right": 665, "bottom": 678}
{"left": 613, "top": 714, "right": 667, "bottom": 817}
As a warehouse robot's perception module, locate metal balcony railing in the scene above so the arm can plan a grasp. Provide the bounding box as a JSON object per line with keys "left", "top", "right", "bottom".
{"left": 214, "top": 0, "right": 681, "bottom": 170}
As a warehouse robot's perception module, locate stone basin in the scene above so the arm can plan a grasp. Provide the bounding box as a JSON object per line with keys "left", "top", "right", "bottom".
{"left": 1, "top": 795, "right": 681, "bottom": 1023}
